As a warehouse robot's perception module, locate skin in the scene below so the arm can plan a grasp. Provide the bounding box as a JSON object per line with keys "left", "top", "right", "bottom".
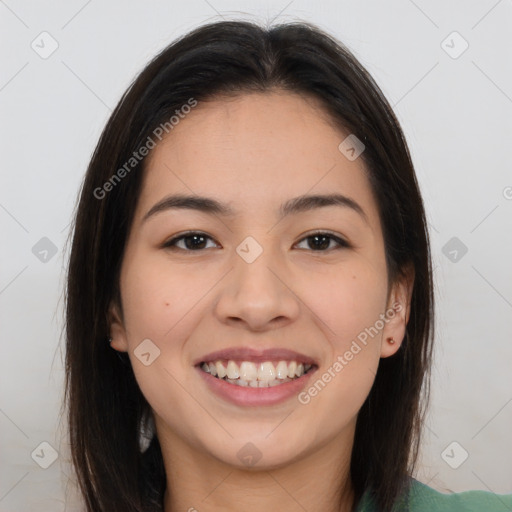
{"left": 109, "top": 91, "right": 414, "bottom": 512}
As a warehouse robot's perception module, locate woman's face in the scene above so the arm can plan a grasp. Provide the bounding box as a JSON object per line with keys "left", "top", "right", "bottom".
{"left": 110, "top": 91, "right": 411, "bottom": 469}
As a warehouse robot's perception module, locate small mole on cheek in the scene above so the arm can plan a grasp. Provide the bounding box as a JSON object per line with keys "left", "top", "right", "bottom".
{"left": 165, "top": 302, "right": 170, "bottom": 307}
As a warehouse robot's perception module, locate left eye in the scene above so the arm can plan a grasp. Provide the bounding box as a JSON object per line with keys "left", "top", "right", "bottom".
{"left": 162, "top": 231, "right": 350, "bottom": 252}
{"left": 294, "top": 232, "right": 350, "bottom": 251}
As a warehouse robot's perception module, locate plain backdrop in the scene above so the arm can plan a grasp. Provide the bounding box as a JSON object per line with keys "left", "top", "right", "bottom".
{"left": 1, "top": 0, "right": 511, "bottom": 510}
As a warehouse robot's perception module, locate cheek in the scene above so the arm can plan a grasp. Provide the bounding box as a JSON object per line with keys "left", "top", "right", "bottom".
{"left": 298, "top": 268, "right": 384, "bottom": 441}
{"left": 299, "top": 350, "right": 378, "bottom": 448}
{"left": 119, "top": 260, "right": 208, "bottom": 432}
{"left": 118, "top": 257, "right": 204, "bottom": 410}
{"left": 305, "top": 263, "right": 387, "bottom": 428}
{"left": 120, "top": 254, "right": 202, "bottom": 344}
{"left": 302, "top": 260, "right": 388, "bottom": 348}
{"left": 296, "top": 260, "right": 386, "bottom": 412}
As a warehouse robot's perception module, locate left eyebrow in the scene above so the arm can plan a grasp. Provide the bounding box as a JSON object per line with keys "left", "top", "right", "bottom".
{"left": 279, "top": 193, "right": 369, "bottom": 225}
{"left": 142, "top": 193, "right": 369, "bottom": 225}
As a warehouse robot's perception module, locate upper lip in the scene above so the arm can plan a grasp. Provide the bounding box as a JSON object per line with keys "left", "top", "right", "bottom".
{"left": 194, "top": 347, "right": 318, "bottom": 366}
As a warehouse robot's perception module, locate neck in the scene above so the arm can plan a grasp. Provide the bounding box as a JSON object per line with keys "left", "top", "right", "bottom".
{"left": 160, "top": 423, "right": 356, "bottom": 512}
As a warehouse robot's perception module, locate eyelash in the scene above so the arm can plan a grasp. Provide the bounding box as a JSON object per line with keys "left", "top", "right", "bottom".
{"left": 161, "top": 230, "right": 351, "bottom": 253}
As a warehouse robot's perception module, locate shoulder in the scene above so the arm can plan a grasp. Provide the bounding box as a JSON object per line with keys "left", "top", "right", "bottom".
{"left": 398, "top": 478, "right": 512, "bottom": 512}
{"left": 356, "top": 478, "right": 512, "bottom": 512}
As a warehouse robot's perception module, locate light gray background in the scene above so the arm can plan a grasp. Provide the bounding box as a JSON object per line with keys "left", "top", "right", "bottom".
{"left": 1, "top": 1, "right": 511, "bottom": 510}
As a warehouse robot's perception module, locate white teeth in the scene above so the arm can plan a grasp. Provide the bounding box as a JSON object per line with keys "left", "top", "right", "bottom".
{"left": 240, "top": 361, "right": 258, "bottom": 381}
{"left": 220, "top": 377, "right": 296, "bottom": 387}
{"left": 276, "top": 360, "right": 289, "bottom": 379}
{"left": 258, "top": 362, "right": 276, "bottom": 381}
{"left": 200, "top": 358, "right": 314, "bottom": 386}
{"left": 215, "top": 361, "right": 227, "bottom": 378}
{"left": 287, "top": 361, "right": 297, "bottom": 378}
{"left": 226, "top": 360, "right": 239, "bottom": 379}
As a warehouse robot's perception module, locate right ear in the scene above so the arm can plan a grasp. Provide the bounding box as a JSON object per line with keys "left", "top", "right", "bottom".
{"left": 107, "top": 301, "right": 129, "bottom": 352}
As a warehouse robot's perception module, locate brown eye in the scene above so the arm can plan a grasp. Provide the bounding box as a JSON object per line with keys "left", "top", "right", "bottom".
{"left": 162, "top": 230, "right": 350, "bottom": 253}
{"left": 163, "top": 232, "right": 218, "bottom": 251}
{"left": 295, "top": 232, "right": 350, "bottom": 251}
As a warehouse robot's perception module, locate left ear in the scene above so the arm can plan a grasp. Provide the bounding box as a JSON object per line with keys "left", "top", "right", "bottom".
{"left": 380, "top": 263, "right": 414, "bottom": 358}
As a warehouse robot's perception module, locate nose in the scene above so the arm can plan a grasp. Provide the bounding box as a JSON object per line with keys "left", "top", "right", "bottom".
{"left": 214, "top": 246, "right": 300, "bottom": 332}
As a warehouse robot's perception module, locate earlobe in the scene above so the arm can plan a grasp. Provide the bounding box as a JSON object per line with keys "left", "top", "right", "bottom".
{"left": 381, "top": 335, "right": 401, "bottom": 358}
{"left": 380, "top": 265, "right": 414, "bottom": 358}
{"left": 107, "top": 301, "right": 129, "bottom": 352}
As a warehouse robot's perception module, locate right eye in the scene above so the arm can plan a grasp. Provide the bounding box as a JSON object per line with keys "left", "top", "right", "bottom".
{"left": 162, "top": 231, "right": 219, "bottom": 252}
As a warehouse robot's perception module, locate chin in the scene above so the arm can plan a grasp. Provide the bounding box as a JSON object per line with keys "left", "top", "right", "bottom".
{"left": 202, "top": 432, "right": 311, "bottom": 471}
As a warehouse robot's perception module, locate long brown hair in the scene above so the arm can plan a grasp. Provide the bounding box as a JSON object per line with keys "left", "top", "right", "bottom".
{"left": 64, "top": 19, "right": 434, "bottom": 511}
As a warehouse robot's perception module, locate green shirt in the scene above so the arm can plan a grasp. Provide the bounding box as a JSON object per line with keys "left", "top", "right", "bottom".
{"left": 355, "top": 478, "right": 512, "bottom": 511}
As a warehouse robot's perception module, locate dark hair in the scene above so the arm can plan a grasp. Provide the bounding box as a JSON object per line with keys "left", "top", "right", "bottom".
{"left": 64, "top": 19, "right": 434, "bottom": 512}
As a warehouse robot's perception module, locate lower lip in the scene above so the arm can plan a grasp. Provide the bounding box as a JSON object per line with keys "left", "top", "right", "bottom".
{"left": 196, "top": 366, "right": 317, "bottom": 407}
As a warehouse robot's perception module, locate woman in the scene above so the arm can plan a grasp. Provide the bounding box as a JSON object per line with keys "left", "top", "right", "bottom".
{"left": 64, "top": 20, "right": 512, "bottom": 511}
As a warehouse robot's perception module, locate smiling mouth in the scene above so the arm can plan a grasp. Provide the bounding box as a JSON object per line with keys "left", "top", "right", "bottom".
{"left": 198, "top": 359, "right": 316, "bottom": 387}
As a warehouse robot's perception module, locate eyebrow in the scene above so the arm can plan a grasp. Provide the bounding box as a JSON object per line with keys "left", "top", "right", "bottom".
{"left": 142, "top": 193, "right": 369, "bottom": 225}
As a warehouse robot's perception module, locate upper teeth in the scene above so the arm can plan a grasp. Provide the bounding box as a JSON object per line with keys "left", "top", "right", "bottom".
{"left": 201, "top": 360, "right": 312, "bottom": 382}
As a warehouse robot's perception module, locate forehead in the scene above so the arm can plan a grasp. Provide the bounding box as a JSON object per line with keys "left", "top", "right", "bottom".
{"left": 136, "top": 91, "right": 379, "bottom": 226}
